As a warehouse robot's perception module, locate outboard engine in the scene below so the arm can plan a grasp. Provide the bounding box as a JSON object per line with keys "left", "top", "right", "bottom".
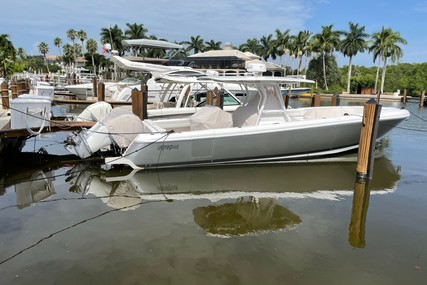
{"left": 65, "top": 108, "right": 144, "bottom": 158}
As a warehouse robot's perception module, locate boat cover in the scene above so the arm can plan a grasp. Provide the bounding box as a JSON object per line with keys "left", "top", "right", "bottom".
{"left": 76, "top": 101, "right": 113, "bottom": 122}
{"left": 189, "top": 106, "right": 233, "bottom": 130}
{"left": 101, "top": 108, "right": 144, "bottom": 148}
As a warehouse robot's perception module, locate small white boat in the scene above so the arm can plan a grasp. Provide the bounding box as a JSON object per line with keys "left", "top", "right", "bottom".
{"left": 64, "top": 77, "right": 141, "bottom": 100}
{"left": 65, "top": 76, "right": 410, "bottom": 169}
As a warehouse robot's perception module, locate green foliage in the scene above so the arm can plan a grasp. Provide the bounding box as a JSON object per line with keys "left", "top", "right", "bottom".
{"left": 25, "top": 56, "right": 45, "bottom": 73}
{"left": 0, "top": 34, "right": 16, "bottom": 77}
{"left": 382, "top": 63, "right": 427, "bottom": 96}
{"left": 307, "top": 54, "right": 341, "bottom": 92}
{"left": 84, "top": 53, "right": 106, "bottom": 71}
{"left": 337, "top": 63, "right": 427, "bottom": 96}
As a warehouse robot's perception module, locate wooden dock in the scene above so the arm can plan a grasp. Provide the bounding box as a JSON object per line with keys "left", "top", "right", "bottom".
{"left": 0, "top": 119, "right": 95, "bottom": 139}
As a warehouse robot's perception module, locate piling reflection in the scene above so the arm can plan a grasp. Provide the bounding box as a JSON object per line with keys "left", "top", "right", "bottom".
{"left": 348, "top": 180, "right": 371, "bottom": 248}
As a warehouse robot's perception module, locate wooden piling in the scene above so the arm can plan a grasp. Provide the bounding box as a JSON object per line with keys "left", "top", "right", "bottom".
{"left": 16, "top": 80, "right": 23, "bottom": 96}
{"left": 356, "top": 98, "right": 382, "bottom": 180}
{"left": 420, "top": 91, "right": 425, "bottom": 107}
{"left": 10, "top": 81, "right": 18, "bottom": 99}
{"left": 288, "top": 85, "right": 292, "bottom": 98}
{"left": 141, "top": 84, "right": 148, "bottom": 120}
{"left": 92, "top": 77, "right": 98, "bottom": 99}
{"left": 401, "top": 89, "right": 407, "bottom": 103}
{"left": 215, "top": 91, "right": 224, "bottom": 109}
{"left": 19, "top": 80, "right": 24, "bottom": 94}
{"left": 331, "top": 94, "right": 340, "bottom": 106}
{"left": 311, "top": 93, "right": 321, "bottom": 107}
{"left": 25, "top": 79, "right": 30, "bottom": 93}
{"left": 1, "top": 81, "right": 9, "bottom": 109}
{"left": 131, "top": 87, "right": 143, "bottom": 120}
{"left": 348, "top": 180, "right": 371, "bottom": 248}
{"left": 282, "top": 94, "right": 290, "bottom": 109}
{"left": 206, "top": 90, "right": 214, "bottom": 106}
{"left": 376, "top": 91, "right": 381, "bottom": 103}
{"left": 97, "top": 82, "right": 105, "bottom": 101}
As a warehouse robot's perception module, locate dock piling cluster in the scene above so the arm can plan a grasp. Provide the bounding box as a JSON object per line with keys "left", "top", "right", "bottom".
{"left": 0, "top": 79, "right": 31, "bottom": 110}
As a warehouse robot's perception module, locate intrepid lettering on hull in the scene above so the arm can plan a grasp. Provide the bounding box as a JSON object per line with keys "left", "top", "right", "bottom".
{"left": 158, "top": 145, "right": 179, "bottom": 151}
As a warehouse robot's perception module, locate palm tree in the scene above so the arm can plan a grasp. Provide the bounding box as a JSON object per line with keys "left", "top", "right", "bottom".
{"left": 259, "top": 34, "right": 277, "bottom": 61}
{"left": 66, "top": 29, "right": 77, "bottom": 65}
{"left": 66, "top": 29, "right": 77, "bottom": 43}
{"left": 370, "top": 27, "right": 407, "bottom": 94}
{"left": 86, "top": 38, "right": 98, "bottom": 75}
{"left": 311, "top": 25, "right": 342, "bottom": 90}
{"left": 274, "top": 29, "right": 291, "bottom": 72}
{"left": 0, "top": 34, "right": 16, "bottom": 77}
{"left": 62, "top": 43, "right": 74, "bottom": 65}
{"left": 239, "top": 38, "right": 261, "bottom": 55}
{"left": 182, "top": 35, "right": 205, "bottom": 54}
{"left": 287, "top": 36, "right": 298, "bottom": 74}
{"left": 124, "top": 23, "right": 148, "bottom": 39}
{"left": 53, "top": 37, "right": 63, "bottom": 57}
{"left": 294, "top": 30, "right": 312, "bottom": 75}
{"left": 38, "top": 41, "right": 50, "bottom": 73}
{"left": 303, "top": 37, "right": 317, "bottom": 74}
{"left": 100, "top": 25, "right": 124, "bottom": 55}
{"left": 16, "top": 47, "right": 27, "bottom": 61}
{"left": 73, "top": 43, "right": 82, "bottom": 58}
{"left": 205, "top": 40, "right": 222, "bottom": 51}
{"left": 77, "top": 30, "right": 87, "bottom": 54}
{"left": 0, "top": 34, "right": 16, "bottom": 59}
{"left": 340, "top": 22, "right": 369, "bottom": 93}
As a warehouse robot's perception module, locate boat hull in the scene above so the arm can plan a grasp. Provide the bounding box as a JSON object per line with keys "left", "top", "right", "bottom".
{"left": 107, "top": 107, "right": 409, "bottom": 169}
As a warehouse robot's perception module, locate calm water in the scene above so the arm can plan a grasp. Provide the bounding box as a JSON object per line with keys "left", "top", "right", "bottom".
{"left": 0, "top": 99, "right": 426, "bottom": 285}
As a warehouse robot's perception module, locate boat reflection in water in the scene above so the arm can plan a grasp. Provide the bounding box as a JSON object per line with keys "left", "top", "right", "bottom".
{"left": 102, "top": 153, "right": 400, "bottom": 201}
{"left": 65, "top": 163, "right": 143, "bottom": 211}
{"left": 14, "top": 170, "right": 56, "bottom": 209}
{"left": 64, "top": 152, "right": 400, "bottom": 237}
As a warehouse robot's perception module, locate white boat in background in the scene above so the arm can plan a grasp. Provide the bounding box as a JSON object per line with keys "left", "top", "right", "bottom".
{"left": 72, "top": 72, "right": 245, "bottom": 123}
{"left": 65, "top": 76, "right": 410, "bottom": 168}
{"left": 64, "top": 77, "right": 141, "bottom": 100}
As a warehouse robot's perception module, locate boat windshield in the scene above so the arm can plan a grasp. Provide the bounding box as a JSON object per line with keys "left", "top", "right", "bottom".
{"left": 194, "top": 92, "right": 241, "bottom": 107}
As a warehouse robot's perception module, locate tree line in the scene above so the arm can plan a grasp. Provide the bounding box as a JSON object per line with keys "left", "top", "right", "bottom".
{"left": 1, "top": 22, "right": 423, "bottom": 96}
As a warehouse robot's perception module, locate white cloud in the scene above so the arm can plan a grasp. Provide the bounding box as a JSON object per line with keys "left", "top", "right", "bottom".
{"left": 3, "top": 0, "right": 320, "bottom": 53}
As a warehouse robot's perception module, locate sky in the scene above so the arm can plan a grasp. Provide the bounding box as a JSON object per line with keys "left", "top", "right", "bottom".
{"left": 2, "top": 0, "right": 427, "bottom": 67}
